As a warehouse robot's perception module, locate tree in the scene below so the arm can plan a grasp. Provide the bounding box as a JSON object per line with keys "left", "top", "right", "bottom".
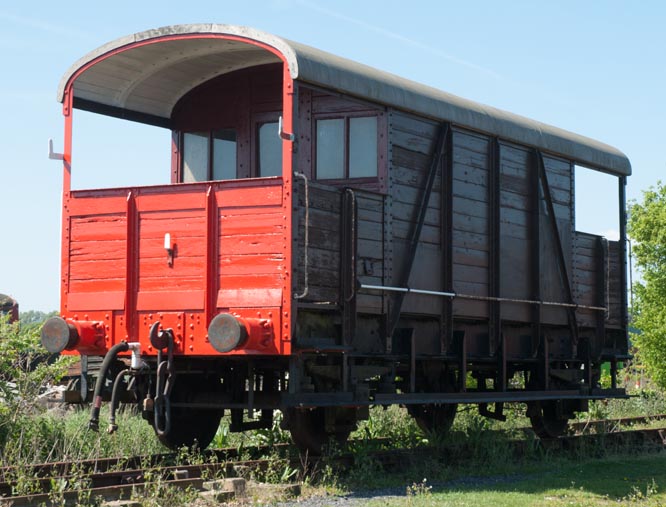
{"left": 19, "top": 310, "right": 58, "bottom": 326}
{"left": 627, "top": 181, "right": 666, "bottom": 387}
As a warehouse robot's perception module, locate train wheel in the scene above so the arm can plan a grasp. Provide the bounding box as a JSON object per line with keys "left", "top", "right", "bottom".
{"left": 155, "top": 375, "right": 223, "bottom": 450}
{"left": 284, "top": 407, "right": 356, "bottom": 455}
{"left": 157, "top": 407, "right": 223, "bottom": 450}
{"left": 407, "top": 403, "right": 457, "bottom": 436}
{"left": 529, "top": 401, "right": 569, "bottom": 439}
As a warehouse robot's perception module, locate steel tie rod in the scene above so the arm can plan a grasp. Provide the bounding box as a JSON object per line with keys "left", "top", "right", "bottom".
{"left": 359, "top": 284, "right": 606, "bottom": 312}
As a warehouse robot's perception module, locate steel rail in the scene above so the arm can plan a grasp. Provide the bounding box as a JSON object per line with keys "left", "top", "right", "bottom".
{"left": 2, "top": 419, "right": 666, "bottom": 505}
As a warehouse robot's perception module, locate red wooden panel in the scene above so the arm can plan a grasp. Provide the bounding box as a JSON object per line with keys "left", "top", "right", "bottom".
{"left": 68, "top": 291, "right": 125, "bottom": 311}
{"left": 70, "top": 278, "right": 125, "bottom": 293}
{"left": 67, "top": 195, "right": 128, "bottom": 215}
{"left": 218, "top": 274, "right": 284, "bottom": 290}
{"left": 70, "top": 215, "right": 127, "bottom": 241}
{"left": 219, "top": 234, "right": 285, "bottom": 255}
{"left": 70, "top": 240, "right": 126, "bottom": 261}
{"left": 218, "top": 254, "right": 285, "bottom": 275}
{"left": 69, "top": 259, "right": 127, "bottom": 280}
{"left": 136, "top": 290, "right": 204, "bottom": 311}
{"left": 136, "top": 192, "right": 207, "bottom": 212}
{"left": 219, "top": 211, "right": 284, "bottom": 235}
{"left": 215, "top": 183, "right": 282, "bottom": 208}
{"left": 217, "top": 288, "right": 282, "bottom": 307}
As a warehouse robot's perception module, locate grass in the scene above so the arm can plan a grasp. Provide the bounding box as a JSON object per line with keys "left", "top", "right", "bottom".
{"left": 0, "top": 406, "right": 164, "bottom": 468}
{"left": 2, "top": 317, "right": 666, "bottom": 505}
{"left": 361, "top": 453, "right": 666, "bottom": 506}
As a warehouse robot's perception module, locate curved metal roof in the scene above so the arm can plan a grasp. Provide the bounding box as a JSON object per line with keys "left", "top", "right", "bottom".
{"left": 58, "top": 24, "right": 630, "bottom": 176}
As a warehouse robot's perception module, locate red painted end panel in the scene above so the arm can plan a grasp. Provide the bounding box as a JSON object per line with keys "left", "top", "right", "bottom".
{"left": 63, "top": 179, "right": 290, "bottom": 356}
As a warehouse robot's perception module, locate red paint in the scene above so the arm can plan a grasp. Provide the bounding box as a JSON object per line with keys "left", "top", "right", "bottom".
{"left": 61, "top": 179, "right": 289, "bottom": 356}
{"left": 58, "top": 32, "right": 296, "bottom": 357}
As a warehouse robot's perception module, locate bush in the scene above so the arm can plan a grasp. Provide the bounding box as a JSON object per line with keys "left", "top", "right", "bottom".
{"left": 0, "top": 315, "right": 74, "bottom": 456}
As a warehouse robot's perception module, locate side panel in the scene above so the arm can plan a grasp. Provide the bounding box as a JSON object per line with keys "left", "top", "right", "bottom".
{"left": 389, "top": 111, "right": 443, "bottom": 316}
{"left": 217, "top": 193, "right": 285, "bottom": 308}
{"left": 64, "top": 179, "right": 288, "bottom": 355}
{"left": 451, "top": 129, "right": 490, "bottom": 318}
{"left": 67, "top": 193, "right": 128, "bottom": 312}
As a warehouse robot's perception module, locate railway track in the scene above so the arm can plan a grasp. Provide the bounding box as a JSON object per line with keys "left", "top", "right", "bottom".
{"left": 2, "top": 414, "right": 665, "bottom": 506}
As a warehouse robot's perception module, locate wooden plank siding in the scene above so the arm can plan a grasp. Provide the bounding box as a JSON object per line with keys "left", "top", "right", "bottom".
{"left": 293, "top": 180, "right": 384, "bottom": 311}
{"left": 451, "top": 129, "right": 490, "bottom": 318}
{"left": 292, "top": 90, "right": 624, "bottom": 358}
{"left": 388, "top": 111, "right": 443, "bottom": 315}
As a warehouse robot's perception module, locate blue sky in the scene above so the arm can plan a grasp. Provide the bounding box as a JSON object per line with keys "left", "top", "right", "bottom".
{"left": 0, "top": 0, "right": 664, "bottom": 311}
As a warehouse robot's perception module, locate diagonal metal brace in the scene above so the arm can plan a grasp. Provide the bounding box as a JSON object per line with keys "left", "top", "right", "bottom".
{"left": 535, "top": 150, "right": 579, "bottom": 343}
{"left": 387, "top": 123, "right": 450, "bottom": 341}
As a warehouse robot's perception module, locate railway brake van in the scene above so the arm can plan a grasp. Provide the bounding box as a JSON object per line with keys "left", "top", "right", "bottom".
{"left": 41, "top": 25, "right": 630, "bottom": 453}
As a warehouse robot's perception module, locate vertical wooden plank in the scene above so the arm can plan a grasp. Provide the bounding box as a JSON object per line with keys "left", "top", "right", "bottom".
{"left": 488, "top": 138, "right": 501, "bottom": 356}
{"left": 530, "top": 151, "right": 543, "bottom": 387}
{"left": 125, "top": 190, "right": 137, "bottom": 341}
{"left": 204, "top": 186, "right": 217, "bottom": 325}
{"left": 442, "top": 129, "right": 454, "bottom": 355}
{"left": 384, "top": 111, "right": 395, "bottom": 353}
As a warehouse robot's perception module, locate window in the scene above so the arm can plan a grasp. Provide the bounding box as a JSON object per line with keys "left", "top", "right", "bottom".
{"left": 212, "top": 129, "right": 237, "bottom": 180}
{"left": 258, "top": 122, "right": 282, "bottom": 177}
{"left": 316, "top": 119, "right": 344, "bottom": 179}
{"left": 181, "top": 129, "right": 237, "bottom": 182}
{"left": 349, "top": 117, "right": 377, "bottom": 178}
{"left": 183, "top": 132, "right": 209, "bottom": 183}
{"left": 315, "top": 115, "right": 378, "bottom": 180}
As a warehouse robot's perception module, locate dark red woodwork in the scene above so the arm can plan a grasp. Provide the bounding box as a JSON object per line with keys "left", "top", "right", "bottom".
{"left": 171, "top": 64, "right": 283, "bottom": 180}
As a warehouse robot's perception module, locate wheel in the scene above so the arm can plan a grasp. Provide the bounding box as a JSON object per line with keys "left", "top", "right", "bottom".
{"left": 157, "top": 407, "right": 223, "bottom": 450}
{"left": 407, "top": 403, "right": 457, "bottom": 436}
{"left": 284, "top": 407, "right": 356, "bottom": 455}
{"left": 407, "top": 368, "right": 457, "bottom": 437}
{"left": 529, "top": 401, "right": 569, "bottom": 439}
{"left": 155, "top": 375, "right": 223, "bottom": 450}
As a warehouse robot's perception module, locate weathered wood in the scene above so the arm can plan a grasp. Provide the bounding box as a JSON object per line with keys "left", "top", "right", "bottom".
{"left": 453, "top": 196, "right": 489, "bottom": 219}
{"left": 453, "top": 212, "right": 488, "bottom": 235}
{"left": 454, "top": 264, "right": 489, "bottom": 285}
{"left": 452, "top": 179, "right": 488, "bottom": 201}
{"left": 453, "top": 246, "right": 489, "bottom": 267}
